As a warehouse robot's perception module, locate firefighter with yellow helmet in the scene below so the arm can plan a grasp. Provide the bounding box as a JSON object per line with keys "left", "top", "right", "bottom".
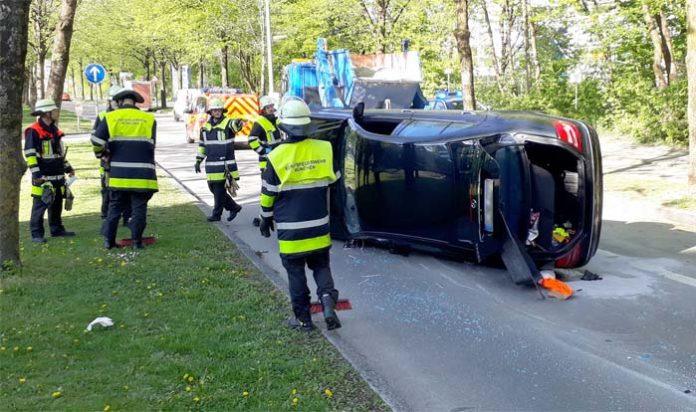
{"left": 195, "top": 97, "right": 243, "bottom": 222}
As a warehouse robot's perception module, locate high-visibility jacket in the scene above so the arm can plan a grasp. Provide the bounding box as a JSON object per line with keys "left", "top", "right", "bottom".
{"left": 91, "top": 107, "right": 158, "bottom": 192}
{"left": 24, "top": 120, "right": 73, "bottom": 197}
{"left": 196, "top": 116, "right": 239, "bottom": 182}
{"left": 260, "top": 137, "right": 340, "bottom": 257}
{"left": 248, "top": 114, "right": 281, "bottom": 171}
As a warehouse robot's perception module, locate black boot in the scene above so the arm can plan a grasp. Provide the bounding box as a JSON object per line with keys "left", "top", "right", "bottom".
{"left": 321, "top": 294, "right": 341, "bottom": 330}
{"left": 287, "top": 318, "right": 316, "bottom": 332}
{"left": 132, "top": 241, "right": 144, "bottom": 250}
{"left": 252, "top": 217, "right": 261, "bottom": 227}
{"left": 207, "top": 215, "right": 221, "bottom": 222}
{"left": 104, "top": 238, "right": 115, "bottom": 249}
{"left": 227, "top": 205, "right": 242, "bottom": 222}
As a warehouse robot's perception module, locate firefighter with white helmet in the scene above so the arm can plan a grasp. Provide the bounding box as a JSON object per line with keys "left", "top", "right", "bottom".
{"left": 24, "top": 99, "right": 76, "bottom": 243}
{"left": 248, "top": 95, "right": 281, "bottom": 172}
{"left": 194, "top": 97, "right": 243, "bottom": 222}
{"left": 258, "top": 98, "right": 341, "bottom": 331}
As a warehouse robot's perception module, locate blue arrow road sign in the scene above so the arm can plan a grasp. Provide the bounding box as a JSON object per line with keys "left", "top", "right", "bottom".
{"left": 84, "top": 63, "right": 106, "bottom": 84}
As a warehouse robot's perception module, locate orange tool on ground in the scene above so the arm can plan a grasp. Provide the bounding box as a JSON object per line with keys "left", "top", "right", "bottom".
{"left": 309, "top": 299, "right": 353, "bottom": 314}
{"left": 538, "top": 278, "right": 574, "bottom": 300}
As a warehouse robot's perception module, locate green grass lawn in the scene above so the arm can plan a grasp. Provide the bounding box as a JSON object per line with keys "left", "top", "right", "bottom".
{"left": 0, "top": 142, "right": 388, "bottom": 411}
{"left": 23, "top": 106, "right": 89, "bottom": 135}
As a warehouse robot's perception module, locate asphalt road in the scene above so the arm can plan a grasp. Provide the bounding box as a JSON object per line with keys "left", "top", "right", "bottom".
{"left": 133, "top": 114, "right": 696, "bottom": 410}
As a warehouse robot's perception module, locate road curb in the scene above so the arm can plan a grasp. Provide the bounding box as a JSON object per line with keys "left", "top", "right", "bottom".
{"left": 156, "top": 160, "right": 409, "bottom": 412}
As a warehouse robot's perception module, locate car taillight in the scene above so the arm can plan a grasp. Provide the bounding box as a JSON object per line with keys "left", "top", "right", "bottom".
{"left": 555, "top": 242, "right": 584, "bottom": 268}
{"left": 554, "top": 120, "right": 583, "bottom": 153}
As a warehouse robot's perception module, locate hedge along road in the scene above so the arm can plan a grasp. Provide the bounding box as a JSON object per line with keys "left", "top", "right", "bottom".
{"left": 151, "top": 113, "right": 696, "bottom": 411}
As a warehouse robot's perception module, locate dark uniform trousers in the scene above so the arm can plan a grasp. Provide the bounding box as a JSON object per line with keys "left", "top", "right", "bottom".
{"left": 208, "top": 181, "right": 240, "bottom": 219}
{"left": 30, "top": 182, "right": 66, "bottom": 238}
{"left": 280, "top": 250, "right": 339, "bottom": 322}
{"left": 102, "top": 191, "right": 152, "bottom": 243}
{"left": 101, "top": 174, "right": 132, "bottom": 222}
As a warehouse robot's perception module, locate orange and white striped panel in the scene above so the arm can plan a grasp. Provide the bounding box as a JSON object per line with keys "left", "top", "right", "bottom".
{"left": 225, "top": 94, "right": 260, "bottom": 136}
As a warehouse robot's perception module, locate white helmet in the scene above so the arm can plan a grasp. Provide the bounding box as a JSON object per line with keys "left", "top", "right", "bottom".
{"left": 279, "top": 99, "right": 311, "bottom": 126}
{"left": 108, "top": 86, "right": 122, "bottom": 98}
{"left": 259, "top": 95, "right": 277, "bottom": 110}
{"left": 31, "top": 99, "right": 58, "bottom": 116}
{"left": 207, "top": 97, "right": 226, "bottom": 112}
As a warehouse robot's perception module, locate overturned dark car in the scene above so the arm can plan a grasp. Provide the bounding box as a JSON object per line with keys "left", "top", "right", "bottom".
{"left": 311, "top": 106, "right": 602, "bottom": 284}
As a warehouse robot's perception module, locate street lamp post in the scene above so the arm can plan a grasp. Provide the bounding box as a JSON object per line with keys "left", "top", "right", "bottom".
{"left": 264, "top": 0, "right": 273, "bottom": 94}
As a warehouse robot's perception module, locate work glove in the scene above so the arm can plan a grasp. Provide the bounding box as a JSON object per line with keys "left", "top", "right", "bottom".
{"left": 259, "top": 217, "right": 274, "bottom": 238}
{"left": 194, "top": 160, "right": 201, "bottom": 174}
{"left": 231, "top": 118, "right": 245, "bottom": 133}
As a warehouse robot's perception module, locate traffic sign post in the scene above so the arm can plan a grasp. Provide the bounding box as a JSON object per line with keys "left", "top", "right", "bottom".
{"left": 84, "top": 63, "right": 106, "bottom": 85}
{"left": 74, "top": 101, "right": 83, "bottom": 132}
{"left": 85, "top": 64, "right": 106, "bottom": 113}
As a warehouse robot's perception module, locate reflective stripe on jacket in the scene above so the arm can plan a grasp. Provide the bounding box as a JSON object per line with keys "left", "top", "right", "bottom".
{"left": 260, "top": 138, "right": 338, "bottom": 257}
{"left": 100, "top": 108, "right": 158, "bottom": 192}
{"left": 196, "top": 116, "right": 239, "bottom": 182}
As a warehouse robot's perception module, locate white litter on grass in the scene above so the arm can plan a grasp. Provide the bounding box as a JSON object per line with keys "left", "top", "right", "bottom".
{"left": 86, "top": 317, "right": 114, "bottom": 331}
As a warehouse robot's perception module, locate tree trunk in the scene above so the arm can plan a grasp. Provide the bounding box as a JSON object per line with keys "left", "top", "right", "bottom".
{"left": 481, "top": 0, "right": 504, "bottom": 93}
{"left": 198, "top": 60, "right": 204, "bottom": 89}
{"left": 499, "top": 0, "right": 514, "bottom": 77}
{"left": 70, "top": 64, "right": 76, "bottom": 98}
{"left": 529, "top": 14, "right": 541, "bottom": 81}
{"left": 0, "top": 1, "right": 31, "bottom": 269}
{"left": 454, "top": 0, "right": 476, "bottom": 110}
{"left": 78, "top": 58, "right": 84, "bottom": 100}
{"left": 37, "top": 57, "right": 46, "bottom": 98}
{"left": 524, "top": 0, "right": 540, "bottom": 82}
{"left": 522, "top": 0, "right": 531, "bottom": 92}
{"left": 144, "top": 52, "right": 151, "bottom": 81}
{"left": 160, "top": 61, "right": 167, "bottom": 109}
{"left": 643, "top": 3, "right": 669, "bottom": 89}
{"left": 220, "top": 45, "right": 229, "bottom": 88}
{"left": 46, "top": 0, "right": 78, "bottom": 122}
{"left": 687, "top": 0, "right": 696, "bottom": 188}
{"left": 27, "top": 67, "right": 37, "bottom": 108}
{"left": 657, "top": 10, "right": 677, "bottom": 83}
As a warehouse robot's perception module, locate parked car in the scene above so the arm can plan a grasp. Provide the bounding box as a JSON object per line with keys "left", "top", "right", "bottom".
{"left": 310, "top": 106, "right": 602, "bottom": 275}
{"left": 184, "top": 94, "right": 214, "bottom": 144}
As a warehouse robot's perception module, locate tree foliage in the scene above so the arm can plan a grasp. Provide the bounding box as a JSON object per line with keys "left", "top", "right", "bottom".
{"left": 59, "top": 0, "right": 689, "bottom": 146}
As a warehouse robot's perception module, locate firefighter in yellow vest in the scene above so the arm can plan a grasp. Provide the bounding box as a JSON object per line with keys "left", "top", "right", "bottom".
{"left": 248, "top": 95, "right": 281, "bottom": 172}
{"left": 91, "top": 89, "right": 157, "bottom": 250}
{"left": 24, "top": 99, "right": 76, "bottom": 243}
{"left": 195, "top": 97, "right": 243, "bottom": 222}
{"left": 249, "top": 95, "right": 281, "bottom": 227}
{"left": 93, "top": 86, "right": 131, "bottom": 225}
{"left": 258, "top": 98, "right": 341, "bottom": 332}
